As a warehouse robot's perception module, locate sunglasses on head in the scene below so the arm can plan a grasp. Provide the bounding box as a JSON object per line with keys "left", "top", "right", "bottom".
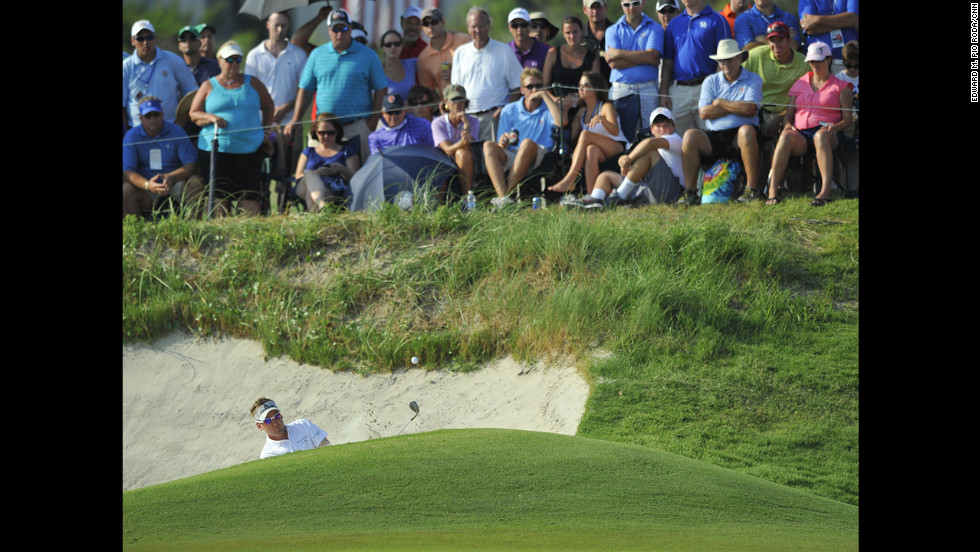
{"left": 422, "top": 18, "right": 440, "bottom": 27}
{"left": 383, "top": 40, "right": 402, "bottom": 48}
{"left": 135, "top": 34, "right": 155, "bottom": 42}
{"left": 260, "top": 413, "right": 283, "bottom": 424}
{"left": 224, "top": 55, "right": 243, "bottom": 64}
{"left": 510, "top": 21, "right": 529, "bottom": 29}
{"left": 622, "top": 1, "right": 642, "bottom": 7}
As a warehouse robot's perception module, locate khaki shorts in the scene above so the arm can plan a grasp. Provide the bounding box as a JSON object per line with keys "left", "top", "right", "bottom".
{"left": 502, "top": 143, "right": 549, "bottom": 173}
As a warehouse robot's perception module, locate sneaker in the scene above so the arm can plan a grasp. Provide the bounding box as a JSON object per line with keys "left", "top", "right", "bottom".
{"left": 580, "top": 196, "right": 605, "bottom": 209}
{"left": 490, "top": 196, "right": 516, "bottom": 208}
{"left": 675, "top": 188, "right": 700, "bottom": 207}
{"left": 737, "top": 187, "right": 763, "bottom": 203}
{"left": 559, "top": 194, "right": 583, "bottom": 207}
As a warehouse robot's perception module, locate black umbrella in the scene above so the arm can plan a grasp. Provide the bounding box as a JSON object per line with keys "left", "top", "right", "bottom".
{"left": 349, "top": 145, "right": 458, "bottom": 212}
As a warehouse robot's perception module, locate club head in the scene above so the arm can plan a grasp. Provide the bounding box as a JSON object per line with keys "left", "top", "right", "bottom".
{"left": 409, "top": 401, "right": 420, "bottom": 415}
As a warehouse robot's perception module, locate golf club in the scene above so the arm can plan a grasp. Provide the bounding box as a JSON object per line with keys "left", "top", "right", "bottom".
{"left": 395, "top": 401, "right": 420, "bottom": 436}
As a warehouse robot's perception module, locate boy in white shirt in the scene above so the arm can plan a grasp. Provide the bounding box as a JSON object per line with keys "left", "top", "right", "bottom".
{"left": 578, "top": 107, "right": 685, "bottom": 207}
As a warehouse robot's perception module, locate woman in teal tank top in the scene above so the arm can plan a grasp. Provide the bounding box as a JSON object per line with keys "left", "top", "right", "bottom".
{"left": 189, "top": 41, "right": 275, "bottom": 216}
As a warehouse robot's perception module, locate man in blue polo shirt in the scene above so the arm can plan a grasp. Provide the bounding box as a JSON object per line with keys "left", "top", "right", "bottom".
{"left": 735, "top": 1, "right": 802, "bottom": 51}
{"left": 658, "top": 0, "right": 731, "bottom": 136}
{"left": 676, "top": 39, "right": 763, "bottom": 206}
{"left": 123, "top": 97, "right": 204, "bottom": 218}
{"left": 605, "top": 0, "right": 664, "bottom": 131}
{"left": 483, "top": 68, "right": 565, "bottom": 206}
{"left": 283, "top": 9, "right": 387, "bottom": 164}
{"left": 368, "top": 94, "right": 434, "bottom": 155}
{"left": 799, "top": 0, "right": 859, "bottom": 75}
{"left": 124, "top": 20, "right": 198, "bottom": 132}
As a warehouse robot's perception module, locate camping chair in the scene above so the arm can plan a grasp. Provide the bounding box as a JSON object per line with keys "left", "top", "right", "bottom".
{"left": 273, "top": 136, "right": 362, "bottom": 213}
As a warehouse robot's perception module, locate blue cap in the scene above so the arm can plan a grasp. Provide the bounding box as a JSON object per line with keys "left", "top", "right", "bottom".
{"left": 139, "top": 99, "right": 163, "bottom": 116}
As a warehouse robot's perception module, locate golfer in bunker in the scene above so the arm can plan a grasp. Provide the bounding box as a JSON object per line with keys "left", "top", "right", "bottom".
{"left": 251, "top": 398, "right": 330, "bottom": 459}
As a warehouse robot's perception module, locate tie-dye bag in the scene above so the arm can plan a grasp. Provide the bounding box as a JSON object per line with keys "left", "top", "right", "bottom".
{"left": 700, "top": 158, "right": 741, "bottom": 204}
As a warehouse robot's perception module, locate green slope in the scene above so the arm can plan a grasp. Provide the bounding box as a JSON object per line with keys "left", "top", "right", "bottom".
{"left": 124, "top": 429, "right": 857, "bottom": 551}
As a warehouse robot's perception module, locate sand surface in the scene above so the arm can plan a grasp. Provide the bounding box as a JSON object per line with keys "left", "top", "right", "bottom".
{"left": 123, "top": 333, "right": 592, "bottom": 491}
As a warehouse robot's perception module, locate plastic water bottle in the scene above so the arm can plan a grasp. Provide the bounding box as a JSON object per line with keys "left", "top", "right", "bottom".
{"left": 395, "top": 190, "right": 413, "bottom": 210}
{"left": 465, "top": 190, "right": 477, "bottom": 212}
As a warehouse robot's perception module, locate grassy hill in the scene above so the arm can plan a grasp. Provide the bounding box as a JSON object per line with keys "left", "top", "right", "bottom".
{"left": 123, "top": 429, "right": 857, "bottom": 551}
{"left": 123, "top": 196, "right": 859, "bottom": 547}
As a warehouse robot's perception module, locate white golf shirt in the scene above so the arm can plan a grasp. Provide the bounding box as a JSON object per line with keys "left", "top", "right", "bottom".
{"left": 259, "top": 418, "right": 328, "bottom": 459}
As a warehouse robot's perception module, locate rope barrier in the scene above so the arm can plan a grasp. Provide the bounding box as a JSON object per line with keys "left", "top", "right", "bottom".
{"left": 123, "top": 82, "right": 857, "bottom": 148}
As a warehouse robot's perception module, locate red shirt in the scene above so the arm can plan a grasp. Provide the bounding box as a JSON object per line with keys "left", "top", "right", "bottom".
{"left": 400, "top": 38, "right": 427, "bottom": 60}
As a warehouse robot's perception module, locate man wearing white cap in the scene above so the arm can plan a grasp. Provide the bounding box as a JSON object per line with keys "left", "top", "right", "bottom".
{"left": 251, "top": 398, "right": 330, "bottom": 459}
{"left": 677, "top": 38, "right": 763, "bottom": 205}
{"left": 579, "top": 106, "right": 685, "bottom": 208}
{"left": 123, "top": 19, "right": 198, "bottom": 131}
{"left": 605, "top": 0, "right": 664, "bottom": 136}
{"left": 400, "top": 6, "right": 427, "bottom": 59}
{"left": 507, "top": 7, "right": 549, "bottom": 70}
{"left": 451, "top": 7, "right": 524, "bottom": 142}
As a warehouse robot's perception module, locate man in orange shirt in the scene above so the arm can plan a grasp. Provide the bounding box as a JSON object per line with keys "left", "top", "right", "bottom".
{"left": 416, "top": 7, "right": 472, "bottom": 101}
{"left": 719, "top": 0, "right": 751, "bottom": 35}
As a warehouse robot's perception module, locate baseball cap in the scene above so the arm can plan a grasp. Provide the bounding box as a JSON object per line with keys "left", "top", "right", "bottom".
{"left": 196, "top": 23, "right": 216, "bottom": 34}
{"left": 253, "top": 400, "right": 281, "bottom": 422}
{"left": 131, "top": 20, "right": 155, "bottom": 38}
{"left": 649, "top": 106, "right": 673, "bottom": 125}
{"left": 805, "top": 41, "right": 832, "bottom": 62}
{"left": 383, "top": 93, "right": 406, "bottom": 112}
{"left": 657, "top": 0, "right": 678, "bottom": 11}
{"left": 421, "top": 7, "right": 443, "bottom": 21}
{"left": 508, "top": 7, "right": 531, "bottom": 24}
{"left": 766, "top": 21, "right": 790, "bottom": 39}
{"left": 178, "top": 25, "right": 199, "bottom": 40}
{"left": 138, "top": 99, "right": 163, "bottom": 116}
{"left": 329, "top": 9, "right": 352, "bottom": 26}
{"left": 216, "top": 42, "right": 244, "bottom": 60}
{"left": 443, "top": 84, "right": 467, "bottom": 102}
{"left": 582, "top": 0, "right": 608, "bottom": 7}
{"left": 402, "top": 6, "right": 423, "bottom": 20}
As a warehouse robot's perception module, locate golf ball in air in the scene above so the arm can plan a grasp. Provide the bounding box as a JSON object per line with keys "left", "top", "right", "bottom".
{"left": 411, "top": 356, "right": 419, "bottom": 365}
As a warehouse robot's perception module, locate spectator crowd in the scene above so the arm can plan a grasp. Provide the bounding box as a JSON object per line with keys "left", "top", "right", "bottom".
{"left": 123, "top": 1, "right": 858, "bottom": 218}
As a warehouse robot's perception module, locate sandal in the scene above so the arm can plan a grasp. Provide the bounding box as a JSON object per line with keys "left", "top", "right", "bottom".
{"left": 810, "top": 197, "right": 833, "bottom": 207}
{"left": 765, "top": 197, "right": 780, "bottom": 205}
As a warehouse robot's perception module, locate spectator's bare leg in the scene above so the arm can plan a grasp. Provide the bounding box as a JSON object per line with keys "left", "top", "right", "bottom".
{"left": 813, "top": 129, "right": 837, "bottom": 200}
{"left": 767, "top": 129, "right": 806, "bottom": 202}
{"left": 681, "top": 128, "right": 711, "bottom": 191}
{"left": 506, "top": 139, "right": 539, "bottom": 195}
{"left": 738, "top": 125, "right": 761, "bottom": 192}
{"left": 483, "top": 141, "right": 509, "bottom": 197}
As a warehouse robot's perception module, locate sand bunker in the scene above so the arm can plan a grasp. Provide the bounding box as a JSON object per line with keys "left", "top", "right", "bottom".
{"left": 123, "top": 333, "right": 592, "bottom": 491}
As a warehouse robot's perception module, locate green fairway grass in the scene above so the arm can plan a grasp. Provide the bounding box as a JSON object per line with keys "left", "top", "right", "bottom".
{"left": 123, "top": 429, "right": 857, "bottom": 551}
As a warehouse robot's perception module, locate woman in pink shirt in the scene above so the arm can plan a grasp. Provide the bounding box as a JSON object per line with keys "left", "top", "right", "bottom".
{"left": 766, "top": 42, "right": 853, "bottom": 206}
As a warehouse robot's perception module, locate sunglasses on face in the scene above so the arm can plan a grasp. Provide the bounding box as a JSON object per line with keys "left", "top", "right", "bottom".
{"left": 622, "top": 1, "right": 642, "bottom": 8}
{"left": 524, "top": 82, "right": 542, "bottom": 90}
{"left": 383, "top": 40, "right": 402, "bottom": 48}
{"left": 224, "top": 56, "right": 243, "bottom": 64}
{"left": 422, "top": 18, "right": 441, "bottom": 27}
{"left": 844, "top": 63, "right": 859, "bottom": 69}
{"left": 510, "top": 22, "right": 529, "bottom": 29}
{"left": 316, "top": 129, "right": 338, "bottom": 137}
{"left": 260, "top": 413, "right": 283, "bottom": 424}
{"left": 178, "top": 35, "right": 199, "bottom": 42}
{"left": 135, "top": 34, "right": 155, "bottom": 42}
{"left": 330, "top": 25, "right": 350, "bottom": 33}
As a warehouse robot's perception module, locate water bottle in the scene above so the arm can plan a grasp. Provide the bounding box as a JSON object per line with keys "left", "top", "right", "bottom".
{"left": 465, "top": 190, "right": 477, "bottom": 211}
{"left": 395, "top": 190, "right": 413, "bottom": 210}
